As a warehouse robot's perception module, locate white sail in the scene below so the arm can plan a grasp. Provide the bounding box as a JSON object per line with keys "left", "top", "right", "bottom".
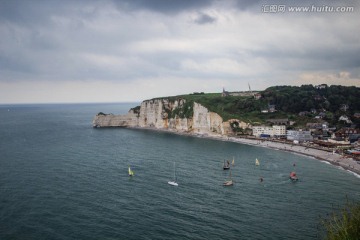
{"left": 223, "top": 169, "right": 233, "bottom": 186}
{"left": 168, "top": 162, "right": 178, "bottom": 186}
{"left": 128, "top": 166, "right": 134, "bottom": 176}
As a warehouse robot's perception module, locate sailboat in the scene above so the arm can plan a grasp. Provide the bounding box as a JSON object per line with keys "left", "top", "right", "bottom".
{"left": 255, "top": 158, "right": 260, "bottom": 166}
{"left": 168, "top": 162, "right": 178, "bottom": 186}
{"left": 128, "top": 166, "right": 134, "bottom": 176}
{"left": 232, "top": 157, "right": 235, "bottom": 166}
{"left": 223, "top": 169, "right": 233, "bottom": 186}
{"left": 223, "top": 160, "right": 230, "bottom": 170}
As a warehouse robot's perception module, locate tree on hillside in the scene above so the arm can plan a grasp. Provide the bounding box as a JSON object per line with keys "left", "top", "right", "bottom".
{"left": 262, "top": 85, "right": 360, "bottom": 114}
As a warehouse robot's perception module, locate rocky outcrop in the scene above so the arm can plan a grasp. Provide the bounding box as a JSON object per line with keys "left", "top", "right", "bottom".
{"left": 93, "top": 98, "right": 237, "bottom": 136}
{"left": 93, "top": 109, "right": 139, "bottom": 128}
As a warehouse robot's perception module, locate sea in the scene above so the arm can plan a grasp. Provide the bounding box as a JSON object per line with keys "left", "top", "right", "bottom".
{"left": 0, "top": 103, "right": 359, "bottom": 240}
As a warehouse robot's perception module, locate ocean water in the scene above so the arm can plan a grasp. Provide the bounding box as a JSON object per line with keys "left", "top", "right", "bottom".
{"left": 0, "top": 103, "right": 359, "bottom": 240}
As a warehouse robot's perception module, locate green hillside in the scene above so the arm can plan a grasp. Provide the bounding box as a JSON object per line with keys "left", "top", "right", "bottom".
{"left": 262, "top": 85, "right": 360, "bottom": 114}
{"left": 151, "top": 84, "right": 360, "bottom": 128}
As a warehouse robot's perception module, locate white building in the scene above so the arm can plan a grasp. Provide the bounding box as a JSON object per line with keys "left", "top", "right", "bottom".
{"left": 287, "top": 130, "right": 313, "bottom": 142}
{"left": 252, "top": 125, "right": 286, "bottom": 137}
{"left": 252, "top": 126, "right": 273, "bottom": 136}
{"left": 339, "top": 115, "right": 352, "bottom": 124}
{"left": 273, "top": 125, "right": 286, "bottom": 137}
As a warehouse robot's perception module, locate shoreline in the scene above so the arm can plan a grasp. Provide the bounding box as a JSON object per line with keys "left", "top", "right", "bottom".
{"left": 126, "top": 126, "right": 360, "bottom": 177}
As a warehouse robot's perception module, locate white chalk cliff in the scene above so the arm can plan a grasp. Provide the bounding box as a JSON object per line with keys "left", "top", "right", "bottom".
{"left": 93, "top": 98, "right": 248, "bottom": 136}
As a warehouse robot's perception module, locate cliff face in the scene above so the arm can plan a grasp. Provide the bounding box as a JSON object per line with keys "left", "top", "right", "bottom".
{"left": 138, "top": 99, "right": 169, "bottom": 128}
{"left": 93, "top": 98, "right": 232, "bottom": 135}
{"left": 192, "top": 102, "right": 224, "bottom": 134}
{"left": 92, "top": 110, "right": 139, "bottom": 127}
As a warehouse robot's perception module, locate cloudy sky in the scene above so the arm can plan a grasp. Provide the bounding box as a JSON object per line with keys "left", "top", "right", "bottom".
{"left": 0, "top": 0, "right": 359, "bottom": 103}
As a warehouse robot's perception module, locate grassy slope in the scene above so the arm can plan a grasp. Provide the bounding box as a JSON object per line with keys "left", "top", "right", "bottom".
{"left": 152, "top": 92, "right": 308, "bottom": 125}
{"left": 181, "top": 93, "right": 309, "bottom": 125}
{"left": 149, "top": 83, "right": 360, "bottom": 128}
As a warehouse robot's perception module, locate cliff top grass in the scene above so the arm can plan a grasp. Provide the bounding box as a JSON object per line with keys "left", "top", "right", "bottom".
{"left": 152, "top": 92, "right": 291, "bottom": 124}
{"left": 181, "top": 93, "right": 290, "bottom": 123}
{"left": 149, "top": 84, "right": 360, "bottom": 128}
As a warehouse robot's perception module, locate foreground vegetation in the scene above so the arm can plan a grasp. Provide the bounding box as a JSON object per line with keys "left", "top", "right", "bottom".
{"left": 321, "top": 201, "right": 360, "bottom": 240}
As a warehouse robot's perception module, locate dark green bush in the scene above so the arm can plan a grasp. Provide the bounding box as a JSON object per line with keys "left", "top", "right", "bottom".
{"left": 321, "top": 201, "right": 360, "bottom": 240}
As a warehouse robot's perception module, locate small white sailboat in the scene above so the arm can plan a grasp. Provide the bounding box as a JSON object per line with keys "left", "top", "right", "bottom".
{"left": 223, "top": 169, "right": 233, "bottom": 186}
{"left": 128, "top": 166, "right": 134, "bottom": 176}
{"left": 232, "top": 157, "right": 235, "bottom": 166}
{"left": 255, "top": 158, "right": 260, "bottom": 166}
{"left": 168, "top": 162, "right": 178, "bottom": 186}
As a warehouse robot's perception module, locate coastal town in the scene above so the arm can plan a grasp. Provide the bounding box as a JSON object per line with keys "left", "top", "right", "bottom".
{"left": 244, "top": 122, "right": 360, "bottom": 161}
{"left": 222, "top": 85, "right": 360, "bottom": 163}
{"left": 209, "top": 85, "right": 359, "bottom": 175}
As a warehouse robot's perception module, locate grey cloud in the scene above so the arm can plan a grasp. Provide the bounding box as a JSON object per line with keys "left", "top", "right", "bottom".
{"left": 112, "top": 0, "right": 265, "bottom": 13}
{"left": 0, "top": 0, "right": 102, "bottom": 26}
{"left": 0, "top": 0, "right": 359, "bottom": 85}
{"left": 233, "top": 0, "right": 262, "bottom": 10}
{"left": 115, "top": 0, "right": 359, "bottom": 14}
{"left": 246, "top": 43, "right": 360, "bottom": 71}
{"left": 193, "top": 12, "right": 216, "bottom": 25}
{"left": 112, "top": 0, "right": 214, "bottom": 14}
{"left": 0, "top": 0, "right": 64, "bottom": 24}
